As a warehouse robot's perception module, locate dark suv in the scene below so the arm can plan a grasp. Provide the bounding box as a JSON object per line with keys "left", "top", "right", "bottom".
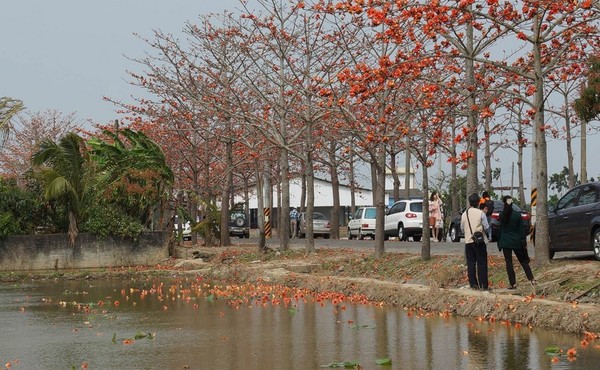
{"left": 546, "top": 182, "right": 600, "bottom": 260}
{"left": 229, "top": 209, "right": 250, "bottom": 238}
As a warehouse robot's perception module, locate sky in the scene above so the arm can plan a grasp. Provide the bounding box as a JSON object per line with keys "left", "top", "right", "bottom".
{"left": 2, "top": 1, "right": 598, "bottom": 200}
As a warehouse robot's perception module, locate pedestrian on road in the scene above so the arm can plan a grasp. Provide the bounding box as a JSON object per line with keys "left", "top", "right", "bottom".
{"left": 497, "top": 195, "right": 536, "bottom": 289}
{"left": 290, "top": 207, "right": 299, "bottom": 239}
{"left": 461, "top": 193, "right": 490, "bottom": 290}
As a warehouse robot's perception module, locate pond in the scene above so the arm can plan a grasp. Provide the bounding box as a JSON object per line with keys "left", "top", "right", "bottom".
{"left": 1, "top": 277, "right": 598, "bottom": 369}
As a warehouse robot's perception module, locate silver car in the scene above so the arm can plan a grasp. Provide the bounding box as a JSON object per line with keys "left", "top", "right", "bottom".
{"left": 298, "top": 212, "right": 331, "bottom": 239}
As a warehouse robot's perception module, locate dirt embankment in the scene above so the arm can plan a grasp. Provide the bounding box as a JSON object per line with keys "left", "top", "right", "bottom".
{"left": 3, "top": 245, "right": 599, "bottom": 336}
{"left": 171, "top": 246, "right": 600, "bottom": 336}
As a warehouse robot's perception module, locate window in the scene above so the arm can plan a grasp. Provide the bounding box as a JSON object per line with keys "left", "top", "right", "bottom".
{"left": 579, "top": 186, "right": 598, "bottom": 206}
{"left": 364, "top": 207, "right": 377, "bottom": 219}
{"left": 409, "top": 202, "right": 423, "bottom": 212}
{"left": 557, "top": 188, "right": 579, "bottom": 210}
{"left": 390, "top": 202, "right": 406, "bottom": 214}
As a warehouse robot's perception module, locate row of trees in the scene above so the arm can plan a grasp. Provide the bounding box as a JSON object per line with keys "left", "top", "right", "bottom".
{"left": 3, "top": 1, "right": 600, "bottom": 264}
{"left": 103, "top": 0, "right": 600, "bottom": 266}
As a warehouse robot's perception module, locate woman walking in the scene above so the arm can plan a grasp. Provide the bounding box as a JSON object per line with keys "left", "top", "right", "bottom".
{"left": 497, "top": 196, "right": 536, "bottom": 289}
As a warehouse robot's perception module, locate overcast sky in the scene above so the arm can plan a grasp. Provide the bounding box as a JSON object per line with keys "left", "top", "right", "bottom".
{"left": 2, "top": 1, "right": 597, "bottom": 196}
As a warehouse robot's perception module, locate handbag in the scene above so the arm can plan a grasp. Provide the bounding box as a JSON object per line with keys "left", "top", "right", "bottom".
{"left": 466, "top": 209, "right": 486, "bottom": 246}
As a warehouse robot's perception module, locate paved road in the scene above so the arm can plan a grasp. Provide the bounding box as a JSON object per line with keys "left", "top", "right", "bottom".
{"left": 235, "top": 236, "right": 596, "bottom": 261}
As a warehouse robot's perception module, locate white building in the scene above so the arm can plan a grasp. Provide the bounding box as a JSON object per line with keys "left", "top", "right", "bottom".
{"left": 235, "top": 168, "right": 421, "bottom": 227}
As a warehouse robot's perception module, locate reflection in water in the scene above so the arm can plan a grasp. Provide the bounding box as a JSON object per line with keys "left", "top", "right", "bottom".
{"left": 0, "top": 279, "right": 597, "bottom": 370}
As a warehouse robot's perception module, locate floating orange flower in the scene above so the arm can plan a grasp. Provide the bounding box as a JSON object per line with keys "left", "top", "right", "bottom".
{"left": 567, "top": 348, "right": 577, "bottom": 358}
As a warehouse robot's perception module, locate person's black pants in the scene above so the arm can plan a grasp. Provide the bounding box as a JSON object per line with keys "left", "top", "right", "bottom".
{"left": 465, "top": 242, "right": 488, "bottom": 289}
{"left": 502, "top": 247, "right": 534, "bottom": 286}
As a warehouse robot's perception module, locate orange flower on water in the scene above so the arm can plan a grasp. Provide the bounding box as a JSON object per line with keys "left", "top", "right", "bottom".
{"left": 566, "top": 348, "right": 577, "bottom": 358}
{"left": 551, "top": 357, "right": 559, "bottom": 363}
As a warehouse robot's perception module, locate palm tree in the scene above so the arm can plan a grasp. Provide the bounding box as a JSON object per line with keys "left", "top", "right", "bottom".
{"left": 88, "top": 128, "right": 174, "bottom": 228}
{"left": 32, "top": 132, "right": 91, "bottom": 246}
{"left": 0, "top": 97, "right": 24, "bottom": 149}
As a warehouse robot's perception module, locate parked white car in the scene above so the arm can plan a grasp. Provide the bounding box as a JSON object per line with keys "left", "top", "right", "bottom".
{"left": 384, "top": 199, "right": 423, "bottom": 241}
{"left": 348, "top": 206, "right": 377, "bottom": 240}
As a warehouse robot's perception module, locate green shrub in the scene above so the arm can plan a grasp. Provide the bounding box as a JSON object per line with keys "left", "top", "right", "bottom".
{"left": 82, "top": 204, "right": 144, "bottom": 239}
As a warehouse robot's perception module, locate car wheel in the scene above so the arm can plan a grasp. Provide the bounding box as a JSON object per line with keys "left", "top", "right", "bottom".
{"left": 449, "top": 224, "right": 460, "bottom": 243}
{"left": 413, "top": 235, "right": 422, "bottom": 242}
{"left": 397, "top": 224, "right": 406, "bottom": 241}
{"left": 358, "top": 229, "right": 365, "bottom": 240}
{"left": 347, "top": 228, "right": 353, "bottom": 240}
{"left": 549, "top": 250, "right": 555, "bottom": 259}
{"left": 593, "top": 228, "right": 600, "bottom": 261}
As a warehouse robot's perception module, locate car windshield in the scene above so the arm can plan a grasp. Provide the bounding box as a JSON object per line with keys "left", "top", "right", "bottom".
{"left": 313, "top": 213, "right": 327, "bottom": 220}
{"left": 409, "top": 202, "right": 423, "bottom": 212}
{"left": 230, "top": 211, "right": 245, "bottom": 220}
{"left": 364, "top": 208, "right": 377, "bottom": 218}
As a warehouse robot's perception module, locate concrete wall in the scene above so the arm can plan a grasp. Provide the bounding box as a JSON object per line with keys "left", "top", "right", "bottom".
{"left": 0, "top": 232, "right": 168, "bottom": 271}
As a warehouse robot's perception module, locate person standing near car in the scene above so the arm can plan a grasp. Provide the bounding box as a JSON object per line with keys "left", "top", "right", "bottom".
{"left": 290, "top": 207, "right": 299, "bottom": 239}
{"left": 497, "top": 195, "right": 536, "bottom": 290}
{"left": 461, "top": 193, "right": 490, "bottom": 290}
{"left": 429, "top": 191, "right": 443, "bottom": 242}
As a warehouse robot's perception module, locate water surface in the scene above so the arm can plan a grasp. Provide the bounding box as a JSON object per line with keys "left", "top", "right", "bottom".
{"left": 0, "top": 278, "right": 597, "bottom": 369}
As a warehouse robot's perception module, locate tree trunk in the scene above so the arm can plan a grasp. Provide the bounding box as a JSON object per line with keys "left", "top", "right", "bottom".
{"left": 329, "top": 143, "right": 341, "bottom": 240}
{"left": 374, "top": 142, "right": 387, "bottom": 258}
{"left": 450, "top": 123, "right": 458, "bottom": 217}
{"left": 421, "top": 131, "right": 431, "bottom": 261}
{"left": 255, "top": 160, "right": 266, "bottom": 253}
{"left": 220, "top": 138, "right": 233, "bottom": 246}
{"left": 68, "top": 211, "right": 78, "bottom": 247}
{"left": 390, "top": 147, "right": 400, "bottom": 202}
{"left": 564, "top": 86, "right": 575, "bottom": 189}
{"left": 517, "top": 121, "right": 526, "bottom": 209}
{"left": 532, "top": 30, "right": 550, "bottom": 267}
{"left": 581, "top": 119, "right": 587, "bottom": 183}
{"left": 464, "top": 14, "right": 479, "bottom": 197}
{"left": 483, "top": 118, "right": 492, "bottom": 191}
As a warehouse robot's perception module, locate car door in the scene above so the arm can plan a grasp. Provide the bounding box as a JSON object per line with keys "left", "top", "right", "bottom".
{"left": 348, "top": 208, "right": 363, "bottom": 235}
{"left": 549, "top": 187, "right": 581, "bottom": 249}
{"left": 385, "top": 201, "right": 406, "bottom": 234}
{"left": 572, "top": 185, "right": 600, "bottom": 249}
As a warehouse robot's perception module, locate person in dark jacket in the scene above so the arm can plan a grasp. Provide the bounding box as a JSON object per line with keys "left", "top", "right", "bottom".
{"left": 497, "top": 195, "right": 536, "bottom": 289}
